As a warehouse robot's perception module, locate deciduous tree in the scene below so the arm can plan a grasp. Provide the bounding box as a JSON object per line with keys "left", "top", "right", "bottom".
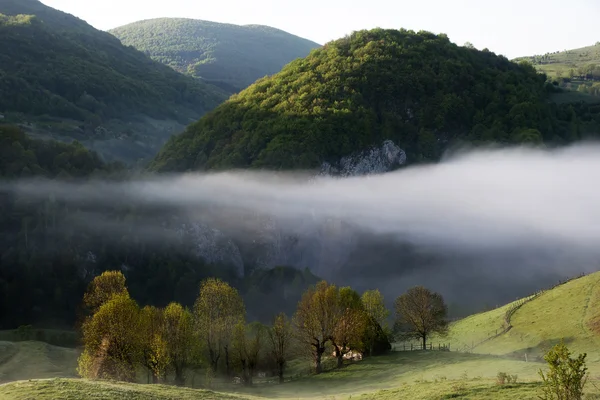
{"left": 232, "top": 321, "right": 265, "bottom": 386}
{"left": 193, "top": 278, "right": 245, "bottom": 375}
{"left": 331, "top": 287, "right": 365, "bottom": 368}
{"left": 163, "top": 302, "right": 196, "bottom": 386}
{"left": 394, "top": 286, "right": 448, "bottom": 350}
{"left": 78, "top": 292, "right": 141, "bottom": 381}
{"left": 361, "top": 289, "right": 390, "bottom": 356}
{"left": 267, "top": 312, "right": 293, "bottom": 383}
{"left": 83, "top": 270, "right": 128, "bottom": 313}
{"left": 293, "top": 281, "right": 338, "bottom": 374}
{"left": 139, "top": 305, "right": 169, "bottom": 383}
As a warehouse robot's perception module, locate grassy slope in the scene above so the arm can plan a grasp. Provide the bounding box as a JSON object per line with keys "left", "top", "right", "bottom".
{"left": 0, "top": 341, "right": 78, "bottom": 383}
{"left": 4, "top": 275, "right": 600, "bottom": 398}
{"left": 0, "top": 351, "right": 563, "bottom": 399}
{"left": 442, "top": 272, "right": 600, "bottom": 371}
{"left": 516, "top": 43, "right": 600, "bottom": 76}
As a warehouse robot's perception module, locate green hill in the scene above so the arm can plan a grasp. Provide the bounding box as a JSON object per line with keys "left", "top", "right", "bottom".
{"left": 0, "top": 0, "right": 228, "bottom": 164}
{"left": 0, "top": 352, "right": 585, "bottom": 399}
{"left": 5, "top": 274, "right": 600, "bottom": 399}
{"left": 515, "top": 43, "right": 600, "bottom": 99}
{"left": 516, "top": 42, "right": 600, "bottom": 79}
{"left": 109, "top": 18, "right": 320, "bottom": 93}
{"left": 440, "top": 271, "right": 600, "bottom": 373}
{"left": 149, "top": 28, "right": 600, "bottom": 173}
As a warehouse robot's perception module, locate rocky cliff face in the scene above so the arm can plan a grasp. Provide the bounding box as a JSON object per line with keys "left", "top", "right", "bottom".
{"left": 319, "top": 140, "right": 407, "bottom": 177}
{"left": 177, "top": 140, "right": 407, "bottom": 277}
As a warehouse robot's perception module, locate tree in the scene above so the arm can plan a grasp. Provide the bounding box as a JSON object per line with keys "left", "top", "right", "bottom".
{"left": 139, "top": 305, "right": 170, "bottom": 383}
{"left": 361, "top": 289, "right": 390, "bottom": 356}
{"left": 78, "top": 292, "right": 141, "bottom": 381}
{"left": 267, "top": 312, "right": 293, "bottom": 383}
{"left": 293, "top": 281, "right": 338, "bottom": 374}
{"left": 331, "top": 287, "right": 366, "bottom": 368}
{"left": 83, "top": 270, "right": 128, "bottom": 313}
{"left": 539, "top": 340, "right": 588, "bottom": 400}
{"left": 394, "top": 286, "right": 448, "bottom": 350}
{"left": 232, "top": 321, "right": 265, "bottom": 386}
{"left": 193, "top": 278, "right": 245, "bottom": 375}
{"left": 163, "top": 302, "right": 196, "bottom": 386}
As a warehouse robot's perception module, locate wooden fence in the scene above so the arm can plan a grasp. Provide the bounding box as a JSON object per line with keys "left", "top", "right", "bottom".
{"left": 394, "top": 272, "right": 588, "bottom": 354}
{"left": 394, "top": 342, "right": 450, "bottom": 352}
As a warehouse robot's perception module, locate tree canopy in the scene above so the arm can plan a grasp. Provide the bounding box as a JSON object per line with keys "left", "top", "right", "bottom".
{"left": 110, "top": 18, "right": 320, "bottom": 93}
{"left": 149, "top": 28, "right": 600, "bottom": 173}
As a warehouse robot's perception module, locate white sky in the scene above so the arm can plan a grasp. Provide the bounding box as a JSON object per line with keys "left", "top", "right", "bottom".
{"left": 41, "top": 0, "right": 599, "bottom": 59}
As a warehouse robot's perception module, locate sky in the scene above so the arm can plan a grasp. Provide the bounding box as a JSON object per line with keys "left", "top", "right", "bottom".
{"left": 41, "top": 0, "right": 599, "bottom": 59}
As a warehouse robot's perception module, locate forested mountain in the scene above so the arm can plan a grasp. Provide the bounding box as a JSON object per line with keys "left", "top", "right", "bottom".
{"left": 149, "top": 29, "right": 600, "bottom": 172}
{"left": 110, "top": 18, "right": 320, "bottom": 93}
{"left": 0, "top": 0, "right": 228, "bottom": 164}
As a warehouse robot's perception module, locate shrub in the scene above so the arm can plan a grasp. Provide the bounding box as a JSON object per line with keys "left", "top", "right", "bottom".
{"left": 539, "top": 340, "right": 587, "bottom": 400}
{"left": 497, "top": 372, "right": 507, "bottom": 385}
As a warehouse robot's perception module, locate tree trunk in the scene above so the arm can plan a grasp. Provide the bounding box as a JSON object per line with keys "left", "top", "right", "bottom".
{"left": 151, "top": 372, "right": 158, "bottom": 384}
{"left": 278, "top": 364, "right": 284, "bottom": 384}
{"left": 333, "top": 344, "right": 344, "bottom": 368}
{"left": 314, "top": 344, "right": 324, "bottom": 374}
{"left": 175, "top": 365, "right": 185, "bottom": 386}
{"left": 224, "top": 345, "right": 231, "bottom": 377}
{"left": 209, "top": 348, "right": 219, "bottom": 373}
{"left": 422, "top": 334, "right": 427, "bottom": 350}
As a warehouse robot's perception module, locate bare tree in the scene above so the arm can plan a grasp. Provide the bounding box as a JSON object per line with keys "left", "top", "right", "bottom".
{"left": 394, "top": 286, "right": 448, "bottom": 350}
{"left": 267, "top": 313, "right": 293, "bottom": 383}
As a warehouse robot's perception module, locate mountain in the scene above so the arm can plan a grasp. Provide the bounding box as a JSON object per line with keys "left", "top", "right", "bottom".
{"left": 149, "top": 28, "right": 600, "bottom": 173}
{"left": 0, "top": 0, "right": 228, "bottom": 163}
{"left": 515, "top": 43, "right": 600, "bottom": 100}
{"left": 109, "top": 18, "right": 321, "bottom": 93}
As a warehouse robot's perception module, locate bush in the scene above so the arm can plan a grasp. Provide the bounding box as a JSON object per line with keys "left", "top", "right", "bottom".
{"left": 539, "top": 341, "right": 587, "bottom": 400}
{"left": 497, "top": 372, "right": 507, "bottom": 385}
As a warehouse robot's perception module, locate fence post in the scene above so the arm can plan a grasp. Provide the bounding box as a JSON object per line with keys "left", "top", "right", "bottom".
{"left": 429, "top": 343, "right": 432, "bottom": 350}
{"left": 403, "top": 344, "right": 406, "bottom": 351}
{"left": 411, "top": 343, "right": 413, "bottom": 351}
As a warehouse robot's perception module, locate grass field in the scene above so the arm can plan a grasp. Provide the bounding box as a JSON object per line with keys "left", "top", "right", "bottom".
{"left": 2, "top": 272, "right": 600, "bottom": 399}
{"left": 0, "top": 341, "right": 78, "bottom": 384}
{"left": 515, "top": 42, "right": 600, "bottom": 76}
{"left": 0, "top": 350, "right": 586, "bottom": 399}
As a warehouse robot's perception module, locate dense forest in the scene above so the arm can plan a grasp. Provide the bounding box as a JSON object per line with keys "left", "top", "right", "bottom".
{"left": 149, "top": 29, "right": 600, "bottom": 172}
{"left": 0, "top": 0, "right": 229, "bottom": 163}
{"left": 0, "top": 125, "right": 324, "bottom": 329}
{"left": 110, "top": 18, "right": 320, "bottom": 93}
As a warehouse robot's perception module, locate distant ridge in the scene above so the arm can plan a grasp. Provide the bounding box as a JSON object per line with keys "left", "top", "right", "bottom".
{"left": 110, "top": 17, "right": 321, "bottom": 92}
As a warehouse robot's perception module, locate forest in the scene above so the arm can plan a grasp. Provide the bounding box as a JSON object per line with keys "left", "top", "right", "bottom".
{"left": 149, "top": 29, "right": 600, "bottom": 173}
{"left": 110, "top": 18, "right": 320, "bottom": 93}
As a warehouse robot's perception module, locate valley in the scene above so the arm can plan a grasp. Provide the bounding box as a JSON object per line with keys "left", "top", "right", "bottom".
{"left": 1, "top": 1, "right": 600, "bottom": 399}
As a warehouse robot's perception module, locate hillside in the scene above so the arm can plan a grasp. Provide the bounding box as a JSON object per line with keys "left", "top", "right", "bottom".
{"left": 516, "top": 43, "right": 600, "bottom": 99}
{"left": 149, "top": 28, "right": 600, "bottom": 173}
{"left": 440, "top": 271, "right": 600, "bottom": 372}
{"left": 0, "top": 0, "right": 228, "bottom": 163}
{"left": 0, "top": 352, "right": 557, "bottom": 399}
{"left": 109, "top": 18, "right": 321, "bottom": 93}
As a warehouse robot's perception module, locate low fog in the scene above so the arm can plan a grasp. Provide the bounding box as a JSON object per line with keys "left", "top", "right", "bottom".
{"left": 7, "top": 143, "right": 600, "bottom": 314}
